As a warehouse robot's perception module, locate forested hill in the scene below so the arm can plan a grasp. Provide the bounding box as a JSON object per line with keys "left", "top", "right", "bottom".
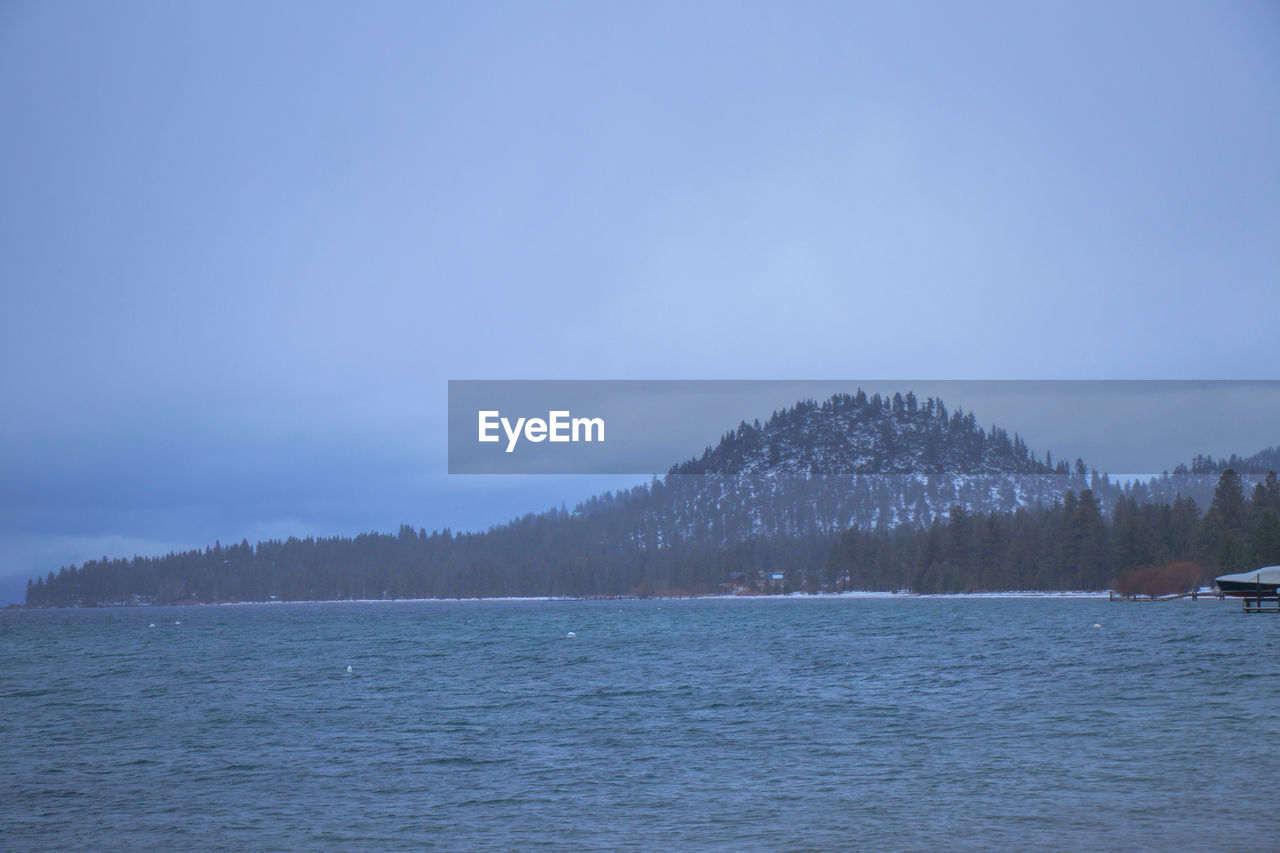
{"left": 670, "top": 391, "right": 1052, "bottom": 477}
{"left": 1181, "top": 447, "right": 1280, "bottom": 477}
{"left": 580, "top": 392, "right": 1082, "bottom": 542}
{"left": 23, "top": 392, "right": 1280, "bottom": 605}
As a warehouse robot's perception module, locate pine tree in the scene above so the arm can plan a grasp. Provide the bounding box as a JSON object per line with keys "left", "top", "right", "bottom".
{"left": 1248, "top": 472, "right": 1280, "bottom": 568}
{"left": 1199, "top": 469, "right": 1249, "bottom": 574}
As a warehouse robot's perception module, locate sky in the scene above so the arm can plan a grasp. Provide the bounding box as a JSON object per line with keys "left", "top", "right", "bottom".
{"left": 1, "top": 1, "right": 1278, "bottom": 603}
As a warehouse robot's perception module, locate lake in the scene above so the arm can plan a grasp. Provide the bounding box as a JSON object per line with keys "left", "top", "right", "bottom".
{"left": 2, "top": 597, "right": 1277, "bottom": 851}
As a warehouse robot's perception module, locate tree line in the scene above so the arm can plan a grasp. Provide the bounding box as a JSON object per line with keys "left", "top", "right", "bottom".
{"left": 26, "top": 469, "right": 1280, "bottom": 605}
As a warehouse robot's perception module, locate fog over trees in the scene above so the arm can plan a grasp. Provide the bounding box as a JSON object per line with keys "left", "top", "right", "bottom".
{"left": 26, "top": 394, "right": 1280, "bottom": 605}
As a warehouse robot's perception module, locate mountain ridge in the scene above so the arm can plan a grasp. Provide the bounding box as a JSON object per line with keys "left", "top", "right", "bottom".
{"left": 24, "top": 391, "right": 1279, "bottom": 605}
{"left": 669, "top": 391, "right": 1053, "bottom": 478}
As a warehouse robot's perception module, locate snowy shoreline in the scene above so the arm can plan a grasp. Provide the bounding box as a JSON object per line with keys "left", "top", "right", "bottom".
{"left": 53, "top": 590, "right": 1123, "bottom": 608}
{"left": 24, "top": 589, "right": 1241, "bottom": 609}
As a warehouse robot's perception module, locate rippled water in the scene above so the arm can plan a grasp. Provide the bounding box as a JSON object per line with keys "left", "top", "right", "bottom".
{"left": 3, "top": 597, "right": 1278, "bottom": 851}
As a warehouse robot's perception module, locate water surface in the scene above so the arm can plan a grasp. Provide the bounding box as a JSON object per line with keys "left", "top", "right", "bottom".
{"left": 3, "top": 598, "right": 1277, "bottom": 851}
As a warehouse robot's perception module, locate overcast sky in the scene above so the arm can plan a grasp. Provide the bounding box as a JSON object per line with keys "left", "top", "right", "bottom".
{"left": 2, "top": 1, "right": 1278, "bottom": 603}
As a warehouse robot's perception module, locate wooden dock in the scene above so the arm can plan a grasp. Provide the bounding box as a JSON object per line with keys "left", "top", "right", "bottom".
{"left": 1242, "top": 593, "right": 1280, "bottom": 614}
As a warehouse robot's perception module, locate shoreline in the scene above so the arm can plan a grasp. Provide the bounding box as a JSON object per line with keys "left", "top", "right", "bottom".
{"left": 10, "top": 589, "right": 1163, "bottom": 609}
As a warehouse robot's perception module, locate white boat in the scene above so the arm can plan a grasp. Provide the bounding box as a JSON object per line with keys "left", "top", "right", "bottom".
{"left": 1215, "top": 566, "right": 1280, "bottom": 596}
